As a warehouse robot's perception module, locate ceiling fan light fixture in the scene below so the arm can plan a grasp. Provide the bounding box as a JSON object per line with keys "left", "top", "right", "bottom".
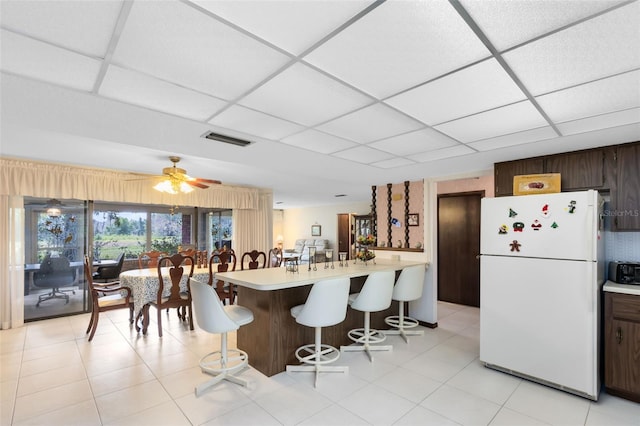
{"left": 153, "top": 179, "right": 194, "bottom": 194}
{"left": 46, "top": 199, "right": 63, "bottom": 217}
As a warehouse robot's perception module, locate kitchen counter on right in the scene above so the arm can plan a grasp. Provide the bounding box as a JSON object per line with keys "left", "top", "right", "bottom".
{"left": 603, "top": 280, "right": 640, "bottom": 296}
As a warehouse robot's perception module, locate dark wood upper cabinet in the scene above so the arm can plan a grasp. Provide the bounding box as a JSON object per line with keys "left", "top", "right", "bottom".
{"left": 613, "top": 143, "right": 640, "bottom": 231}
{"left": 494, "top": 158, "right": 544, "bottom": 196}
{"left": 544, "top": 150, "right": 605, "bottom": 191}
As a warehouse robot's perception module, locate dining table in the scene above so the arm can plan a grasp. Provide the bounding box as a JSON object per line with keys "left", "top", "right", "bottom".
{"left": 119, "top": 266, "right": 211, "bottom": 332}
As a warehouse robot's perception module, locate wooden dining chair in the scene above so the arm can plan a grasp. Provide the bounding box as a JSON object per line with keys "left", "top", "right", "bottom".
{"left": 268, "top": 247, "right": 283, "bottom": 268}
{"left": 241, "top": 250, "right": 267, "bottom": 270}
{"left": 209, "top": 251, "right": 237, "bottom": 305}
{"left": 84, "top": 255, "right": 133, "bottom": 341}
{"left": 138, "top": 250, "right": 167, "bottom": 269}
{"left": 147, "top": 253, "right": 194, "bottom": 337}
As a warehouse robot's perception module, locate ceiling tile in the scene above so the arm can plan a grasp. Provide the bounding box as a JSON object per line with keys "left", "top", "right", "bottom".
{"left": 503, "top": 2, "right": 640, "bottom": 96}
{"left": 385, "top": 58, "right": 527, "bottom": 125}
{"left": 0, "top": 0, "right": 123, "bottom": 57}
{"left": 409, "top": 145, "right": 475, "bottom": 163}
{"left": 536, "top": 70, "right": 640, "bottom": 123}
{"left": 0, "top": 29, "right": 101, "bottom": 91}
{"left": 467, "top": 126, "right": 558, "bottom": 152}
{"left": 111, "top": 0, "right": 290, "bottom": 100}
{"left": 315, "top": 103, "right": 423, "bottom": 143}
{"left": 557, "top": 108, "right": 640, "bottom": 136}
{"left": 209, "top": 105, "right": 304, "bottom": 140}
{"left": 434, "top": 101, "right": 550, "bottom": 142}
{"left": 239, "top": 62, "right": 373, "bottom": 126}
{"left": 99, "top": 66, "right": 227, "bottom": 121}
{"left": 280, "top": 129, "right": 357, "bottom": 154}
{"left": 304, "top": 0, "right": 490, "bottom": 98}
{"left": 331, "top": 145, "right": 395, "bottom": 164}
{"left": 369, "top": 128, "right": 457, "bottom": 156}
{"left": 370, "top": 157, "right": 417, "bottom": 169}
{"left": 191, "top": 0, "right": 373, "bottom": 55}
{"left": 460, "top": 0, "right": 627, "bottom": 51}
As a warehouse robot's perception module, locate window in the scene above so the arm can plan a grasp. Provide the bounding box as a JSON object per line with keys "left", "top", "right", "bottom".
{"left": 93, "top": 203, "right": 195, "bottom": 260}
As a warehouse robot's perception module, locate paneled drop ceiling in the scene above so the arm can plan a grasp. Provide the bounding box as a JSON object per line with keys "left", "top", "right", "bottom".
{"left": 1, "top": 0, "right": 639, "bottom": 208}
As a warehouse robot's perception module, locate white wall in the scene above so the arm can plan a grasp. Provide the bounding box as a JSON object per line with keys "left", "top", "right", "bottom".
{"left": 281, "top": 201, "right": 370, "bottom": 251}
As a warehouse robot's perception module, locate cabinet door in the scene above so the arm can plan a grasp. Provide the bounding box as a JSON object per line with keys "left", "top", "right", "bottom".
{"left": 494, "top": 158, "right": 544, "bottom": 196}
{"left": 544, "top": 149, "right": 604, "bottom": 190}
{"left": 614, "top": 143, "right": 640, "bottom": 230}
{"left": 605, "top": 318, "right": 640, "bottom": 397}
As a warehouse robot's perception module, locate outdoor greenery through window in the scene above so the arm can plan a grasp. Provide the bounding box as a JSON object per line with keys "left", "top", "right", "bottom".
{"left": 93, "top": 206, "right": 191, "bottom": 260}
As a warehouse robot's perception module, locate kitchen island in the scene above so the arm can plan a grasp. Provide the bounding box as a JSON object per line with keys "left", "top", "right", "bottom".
{"left": 214, "top": 259, "right": 427, "bottom": 376}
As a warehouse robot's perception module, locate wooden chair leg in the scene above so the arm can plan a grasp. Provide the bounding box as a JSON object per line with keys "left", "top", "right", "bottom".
{"left": 157, "top": 305, "right": 163, "bottom": 337}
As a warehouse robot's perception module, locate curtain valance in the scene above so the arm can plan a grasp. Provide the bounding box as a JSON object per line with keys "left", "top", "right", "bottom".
{"left": 0, "top": 157, "right": 263, "bottom": 209}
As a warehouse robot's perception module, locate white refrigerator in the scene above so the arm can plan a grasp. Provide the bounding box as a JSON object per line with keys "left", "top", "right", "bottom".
{"left": 479, "top": 190, "right": 604, "bottom": 400}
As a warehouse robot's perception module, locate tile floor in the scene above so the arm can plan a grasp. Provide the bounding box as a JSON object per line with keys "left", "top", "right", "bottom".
{"left": 1, "top": 301, "right": 639, "bottom": 425}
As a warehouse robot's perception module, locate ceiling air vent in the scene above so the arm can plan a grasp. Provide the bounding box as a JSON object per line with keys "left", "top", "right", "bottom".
{"left": 202, "top": 131, "right": 253, "bottom": 147}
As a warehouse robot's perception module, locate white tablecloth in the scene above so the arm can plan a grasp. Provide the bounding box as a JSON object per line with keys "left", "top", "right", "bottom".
{"left": 119, "top": 266, "right": 211, "bottom": 318}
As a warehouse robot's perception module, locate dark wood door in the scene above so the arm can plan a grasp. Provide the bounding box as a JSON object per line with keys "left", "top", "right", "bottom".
{"left": 337, "top": 214, "right": 351, "bottom": 259}
{"left": 437, "top": 192, "right": 482, "bottom": 307}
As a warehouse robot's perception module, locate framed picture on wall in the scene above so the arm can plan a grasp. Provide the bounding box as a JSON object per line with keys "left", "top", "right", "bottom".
{"left": 311, "top": 224, "right": 322, "bottom": 236}
{"left": 408, "top": 213, "right": 419, "bottom": 226}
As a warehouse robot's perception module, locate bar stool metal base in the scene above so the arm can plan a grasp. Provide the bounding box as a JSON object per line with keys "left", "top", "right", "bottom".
{"left": 287, "top": 327, "right": 348, "bottom": 387}
{"left": 195, "top": 334, "right": 249, "bottom": 396}
{"left": 384, "top": 302, "right": 424, "bottom": 343}
{"left": 341, "top": 311, "right": 393, "bottom": 362}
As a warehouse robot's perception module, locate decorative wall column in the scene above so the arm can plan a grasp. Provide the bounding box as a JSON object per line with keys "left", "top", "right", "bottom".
{"left": 404, "top": 180, "right": 410, "bottom": 248}
{"left": 371, "top": 185, "right": 377, "bottom": 240}
{"left": 386, "top": 183, "right": 392, "bottom": 248}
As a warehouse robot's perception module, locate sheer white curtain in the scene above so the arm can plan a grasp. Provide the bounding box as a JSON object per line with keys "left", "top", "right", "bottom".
{"left": 0, "top": 195, "right": 25, "bottom": 329}
{"left": 233, "top": 190, "right": 273, "bottom": 258}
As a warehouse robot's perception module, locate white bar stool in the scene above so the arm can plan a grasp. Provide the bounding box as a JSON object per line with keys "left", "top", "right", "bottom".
{"left": 286, "top": 277, "right": 350, "bottom": 387}
{"left": 384, "top": 264, "right": 425, "bottom": 343}
{"left": 190, "top": 279, "right": 254, "bottom": 396}
{"left": 341, "top": 270, "right": 395, "bottom": 362}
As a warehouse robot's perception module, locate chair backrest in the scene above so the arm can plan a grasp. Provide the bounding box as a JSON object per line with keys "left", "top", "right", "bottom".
{"left": 295, "top": 277, "right": 350, "bottom": 328}
{"left": 268, "top": 248, "right": 283, "bottom": 267}
{"left": 35, "top": 255, "right": 74, "bottom": 287}
{"left": 351, "top": 270, "right": 395, "bottom": 312}
{"left": 138, "top": 250, "right": 167, "bottom": 269}
{"left": 157, "top": 253, "right": 195, "bottom": 303}
{"left": 241, "top": 250, "right": 266, "bottom": 270}
{"left": 392, "top": 264, "right": 424, "bottom": 302}
{"left": 84, "top": 255, "right": 100, "bottom": 300}
{"left": 190, "top": 279, "right": 240, "bottom": 334}
{"left": 215, "top": 251, "right": 237, "bottom": 274}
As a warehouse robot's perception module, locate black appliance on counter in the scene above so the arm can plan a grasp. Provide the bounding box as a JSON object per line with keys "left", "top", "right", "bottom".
{"left": 608, "top": 261, "right": 640, "bottom": 285}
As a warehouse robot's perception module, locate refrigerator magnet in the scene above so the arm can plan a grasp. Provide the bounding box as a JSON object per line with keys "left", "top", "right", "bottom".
{"left": 509, "top": 240, "right": 521, "bottom": 252}
{"left": 513, "top": 222, "right": 525, "bottom": 232}
{"left": 551, "top": 221, "right": 559, "bottom": 229}
{"left": 498, "top": 224, "right": 508, "bottom": 234}
{"left": 509, "top": 208, "right": 518, "bottom": 217}
{"left": 531, "top": 220, "right": 542, "bottom": 231}
{"left": 567, "top": 200, "right": 577, "bottom": 213}
{"left": 540, "top": 204, "right": 550, "bottom": 218}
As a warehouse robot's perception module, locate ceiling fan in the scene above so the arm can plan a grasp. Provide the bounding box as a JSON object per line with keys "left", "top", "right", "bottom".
{"left": 134, "top": 156, "right": 221, "bottom": 194}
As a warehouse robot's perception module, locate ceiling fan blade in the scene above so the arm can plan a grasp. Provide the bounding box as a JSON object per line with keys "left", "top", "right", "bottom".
{"left": 194, "top": 178, "right": 222, "bottom": 184}
{"left": 187, "top": 181, "right": 209, "bottom": 189}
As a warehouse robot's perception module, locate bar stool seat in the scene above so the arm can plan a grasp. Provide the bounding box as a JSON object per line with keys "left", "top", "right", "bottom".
{"left": 286, "top": 277, "right": 350, "bottom": 387}
{"left": 341, "top": 270, "right": 395, "bottom": 362}
{"left": 190, "top": 279, "right": 254, "bottom": 396}
{"left": 384, "top": 264, "right": 425, "bottom": 343}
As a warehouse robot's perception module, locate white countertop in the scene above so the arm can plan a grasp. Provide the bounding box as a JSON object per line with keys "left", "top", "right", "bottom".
{"left": 603, "top": 280, "right": 640, "bottom": 296}
{"left": 211, "top": 259, "right": 427, "bottom": 291}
